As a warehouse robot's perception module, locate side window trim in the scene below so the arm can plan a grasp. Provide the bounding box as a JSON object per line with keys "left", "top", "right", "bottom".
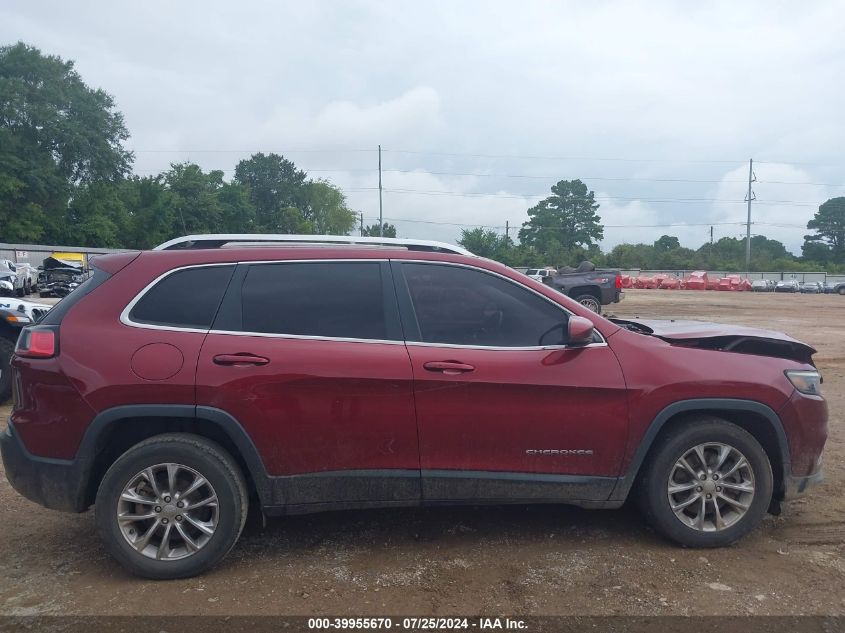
{"left": 121, "top": 263, "right": 237, "bottom": 333}
{"left": 211, "top": 259, "right": 404, "bottom": 344}
{"left": 394, "top": 260, "right": 606, "bottom": 350}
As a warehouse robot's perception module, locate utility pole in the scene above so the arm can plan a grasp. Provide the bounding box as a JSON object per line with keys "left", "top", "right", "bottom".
{"left": 360, "top": 212, "right": 364, "bottom": 237}
{"left": 505, "top": 220, "right": 509, "bottom": 241}
{"left": 378, "top": 145, "right": 383, "bottom": 237}
{"left": 745, "top": 158, "right": 755, "bottom": 272}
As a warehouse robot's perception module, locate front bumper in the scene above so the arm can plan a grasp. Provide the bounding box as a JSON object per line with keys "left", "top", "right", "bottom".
{"left": 0, "top": 421, "right": 89, "bottom": 512}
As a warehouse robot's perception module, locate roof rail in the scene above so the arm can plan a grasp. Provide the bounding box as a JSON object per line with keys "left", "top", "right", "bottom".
{"left": 153, "top": 234, "right": 475, "bottom": 256}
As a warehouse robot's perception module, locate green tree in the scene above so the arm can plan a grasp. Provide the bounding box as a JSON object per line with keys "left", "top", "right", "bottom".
{"left": 457, "top": 228, "right": 512, "bottom": 258}
{"left": 303, "top": 180, "right": 357, "bottom": 235}
{"left": 64, "top": 181, "right": 128, "bottom": 247}
{"left": 804, "top": 197, "right": 845, "bottom": 264}
{"left": 164, "top": 163, "right": 226, "bottom": 235}
{"left": 0, "top": 42, "right": 132, "bottom": 242}
{"left": 362, "top": 222, "right": 397, "bottom": 237}
{"left": 653, "top": 235, "right": 681, "bottom": 252}
{"left": 119, "top": 176, "right": 177, "bottom": 249}
{"left": 517, "top": 179, "right": 603, "bottom": 261}
{"left": 233, "top": 152, "right": 308, "bottom": 232}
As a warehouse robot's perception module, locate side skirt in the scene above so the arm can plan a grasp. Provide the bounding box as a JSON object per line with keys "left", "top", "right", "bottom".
{"left": 261, "top": 469, "right": 619, "bottom": 516}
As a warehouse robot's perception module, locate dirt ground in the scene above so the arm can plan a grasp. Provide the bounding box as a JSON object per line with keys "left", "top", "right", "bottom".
{"left": 0, "top": 290, "right": 843, "bottom": 617}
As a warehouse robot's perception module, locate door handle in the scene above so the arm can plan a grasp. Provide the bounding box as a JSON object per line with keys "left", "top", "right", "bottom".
{"left": 423, "top": 361, "right": 475, "bottom": 374}
{"left": 213, "top": 353, "right": 270, "bottom": 366}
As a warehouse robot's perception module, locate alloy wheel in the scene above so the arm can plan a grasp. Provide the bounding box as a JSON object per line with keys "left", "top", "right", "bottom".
{"left": 578, "top": 296, "right": 601, "bottom": 313}
{"left": 667, "top": 442, "right": 755, "bottom": 532}
{"left": 117, "top": 462, "right": 219, "bottom": 561}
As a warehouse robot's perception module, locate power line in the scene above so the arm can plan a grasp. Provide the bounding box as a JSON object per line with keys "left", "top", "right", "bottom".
{"left": 130, "top": 165, "right": 845, "bottom": 189}
{"left": 377, "top": 188, "right": 820, "bottom": 206}
{"left": 382, "top": 149, "right": 747, "bottom": 164}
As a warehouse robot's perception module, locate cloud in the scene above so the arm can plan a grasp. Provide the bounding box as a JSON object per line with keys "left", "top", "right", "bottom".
{"left": 1, "top": 0, "right": 842, "bottom": 253}
{"left": 260, "top": 86, "right": 443, "bottom": 148}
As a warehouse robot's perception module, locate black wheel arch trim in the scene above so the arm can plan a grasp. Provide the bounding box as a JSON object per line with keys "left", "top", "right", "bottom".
{"left": 76, "top": 404, "right": 272, "bottom": 507}
{"left": 609, "top": 398, "right": 792, "bottom": 502}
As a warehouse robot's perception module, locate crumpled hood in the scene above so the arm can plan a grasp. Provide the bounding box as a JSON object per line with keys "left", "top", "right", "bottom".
{"left": 611, "top": 318, "right": 816, "bottom": 364}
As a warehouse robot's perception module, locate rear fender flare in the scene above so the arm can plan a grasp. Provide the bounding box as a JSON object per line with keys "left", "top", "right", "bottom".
{"left": 78, "top": 404, "right": 271, "bottom": 506}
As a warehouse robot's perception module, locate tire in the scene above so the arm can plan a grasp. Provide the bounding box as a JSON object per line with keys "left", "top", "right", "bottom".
{"left": 95, "top": 433, "right": 248, "bottom": 579}
{"left": 0, "top": 337, "right": 14, "bottom": 403}
{"left": 572, "top": 293, "right": 602, "bottom": 314}
{"left": 637, "top": 417, "right": 773, "bottom": 548}
{"left": 839, "top": 287, "right": 845, "bottom": 296}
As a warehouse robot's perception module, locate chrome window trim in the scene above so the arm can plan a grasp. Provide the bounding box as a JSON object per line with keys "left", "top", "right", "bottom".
{"left": 395, "top": 259, "right": 607, "bottom": 349}
{"left": 119, "top": 262, "right": 237, "bottom": 333}
{"left": 206, "top": 329, "right": 405, "bottom": 346}
{"left": 120, "top": 258, "right": 607, "bottom": 350}
{"left": 120, "top": 259, "right": 393, "bottom": 339}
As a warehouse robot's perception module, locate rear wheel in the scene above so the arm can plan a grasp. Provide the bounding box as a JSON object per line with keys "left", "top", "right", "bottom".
{"left": 839, "top": 287, "right": 845, "bottom": 296}
{"left": 638, "top": 417, "right": 773, "bottom": 547}
{"left": 572, "top": 293, "right": 602, "bottom": 314}
{"left": 95, "top": 433, "right": 248, "bottom": 579}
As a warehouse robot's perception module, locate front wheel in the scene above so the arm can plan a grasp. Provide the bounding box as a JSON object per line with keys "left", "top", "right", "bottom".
{"left": 95, "top": 433, "right": 248, "bottom": 579}
{"left": 572, "top": 293, "right": 602, "bottom": 314}
{"left": 638, "top": 418, "right": 773, "bottom": 548}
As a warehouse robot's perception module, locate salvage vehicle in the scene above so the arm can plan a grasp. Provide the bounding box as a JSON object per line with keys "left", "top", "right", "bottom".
{"left": 542, "top": 261, "right": 624, "bottom": 314}
{"left": 38, "top": 257, "right": 87, "bottom": 298}
{"left": 751, "top": 279, "right": 775, "bottom": 292}
{"left": 0, "top": 260, "right": 26, "bottom": 297}
{"left": 0, "top": 298, "right": 51, "bottom": 402}
{"left": 799, "top": 281, "right": 823, "bottom": 294}
{"left": 15, "top": 263, "right": 39, "bottom": 295}
{"left": 823, "top": 281, "right": 845, "bottom": 295}
{"left": 1, "top": 234, "right": 827, "bottom": 579}
{"left": 775, "top": 279, "right": 800, "bottom": 293}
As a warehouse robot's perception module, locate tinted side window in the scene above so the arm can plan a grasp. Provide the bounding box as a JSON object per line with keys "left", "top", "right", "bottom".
{"left": 240, "top": 262, "right": 391, "bottom": 340}
{"left": 130, "top": 265, "right": 235, "bottom": 328}
{"left": 402, "top": 263, "right": 568, "bottom": 347}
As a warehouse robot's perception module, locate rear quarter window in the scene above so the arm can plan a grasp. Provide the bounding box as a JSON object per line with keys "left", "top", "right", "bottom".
{"left": 128, "top": 265, "right": 235, "bottom": 329}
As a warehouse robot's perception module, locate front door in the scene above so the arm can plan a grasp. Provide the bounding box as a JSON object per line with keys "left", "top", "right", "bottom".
{"left": 393, "top": 261, "right": 628, "bottom": 503}
{"left": 196, "top": 260, "right": 420, "bottom": 506}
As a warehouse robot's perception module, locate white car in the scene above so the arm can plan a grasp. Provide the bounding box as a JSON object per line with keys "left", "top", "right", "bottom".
{"left": 525, "top": 267, "right": 555, "bottom": 283}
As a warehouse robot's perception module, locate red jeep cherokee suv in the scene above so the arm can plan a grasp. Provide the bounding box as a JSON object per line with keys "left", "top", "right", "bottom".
{"left": 1, "top": 235, "right": 827, "bottom": 579}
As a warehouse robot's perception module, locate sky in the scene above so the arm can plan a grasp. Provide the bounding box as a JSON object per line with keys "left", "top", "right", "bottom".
{"left": 3, "top": 0, "right": 844, "bottom": 254}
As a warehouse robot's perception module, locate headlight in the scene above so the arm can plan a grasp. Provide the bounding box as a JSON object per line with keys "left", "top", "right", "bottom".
{"left": 785, "top": 370, "right": 823, "bottom": 396}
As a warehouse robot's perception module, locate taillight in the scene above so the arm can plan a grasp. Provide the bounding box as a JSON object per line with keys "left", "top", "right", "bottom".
{"left": 615, "top": 274, "right": 623, "bottom": 289}
{"left": 15, "top": 326, "right": 58, "bottom": 358}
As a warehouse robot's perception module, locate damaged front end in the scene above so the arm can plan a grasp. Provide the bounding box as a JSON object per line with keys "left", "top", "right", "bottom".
{"left": 610, "top": 318, "right": 816, "bottom": 364}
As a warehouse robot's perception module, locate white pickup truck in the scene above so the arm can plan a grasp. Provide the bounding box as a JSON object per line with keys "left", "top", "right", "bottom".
{"left": 0, "top": 260, "right": 25, "bottom": 297}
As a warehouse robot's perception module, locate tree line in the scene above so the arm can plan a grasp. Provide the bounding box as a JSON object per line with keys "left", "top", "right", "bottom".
{"left": 457, "top": 178, "right": 845, "bottom": 272}
{"left": 2, "top": 42, "right": 843, "bottom": 270}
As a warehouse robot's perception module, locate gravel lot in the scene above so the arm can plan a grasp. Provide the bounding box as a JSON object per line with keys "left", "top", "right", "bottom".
{"left": 0, "top": 290, "right": 843, "bottom": 616}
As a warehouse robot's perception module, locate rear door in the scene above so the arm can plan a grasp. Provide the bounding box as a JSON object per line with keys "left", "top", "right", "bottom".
{"left": 195, "top": 260, "right": 420, "bottom": 507}
{"left": 393, "top": 261, "right": 629, "bottom": 503}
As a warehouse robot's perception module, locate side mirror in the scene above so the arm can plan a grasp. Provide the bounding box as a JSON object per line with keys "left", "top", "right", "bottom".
{"left": 567, "top": 316, "right": 595, "bottom": 346}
